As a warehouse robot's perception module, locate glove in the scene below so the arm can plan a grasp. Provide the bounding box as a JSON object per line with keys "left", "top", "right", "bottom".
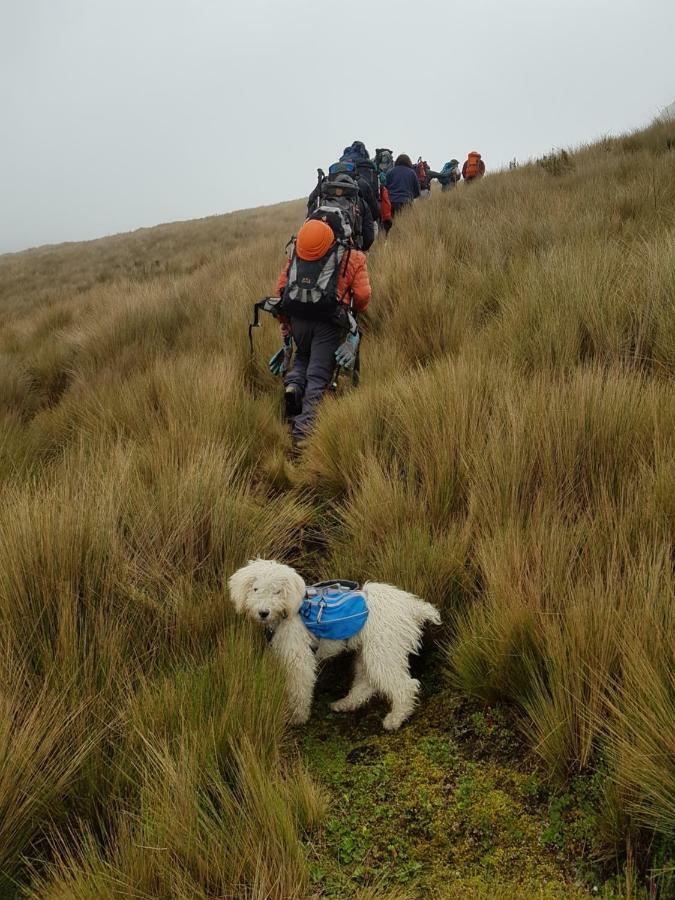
{"left": 335, "top": 331, "right": 360, "bottom": 369}
{"left": 268, "top": 335, "right": 293, "bottom": 376}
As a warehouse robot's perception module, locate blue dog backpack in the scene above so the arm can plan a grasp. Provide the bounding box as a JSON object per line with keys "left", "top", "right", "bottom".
{"left": 299, "top": 580, "right": 368, "bottom": 641}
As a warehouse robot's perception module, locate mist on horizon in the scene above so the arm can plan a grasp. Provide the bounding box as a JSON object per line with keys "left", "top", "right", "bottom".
{"left": 2, "top": 0, "right": 674, "bottom": 254}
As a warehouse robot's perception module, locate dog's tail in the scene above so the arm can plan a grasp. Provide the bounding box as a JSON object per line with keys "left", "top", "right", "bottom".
{"left": 413, "top": 598, "right": 441, "bottom": 627}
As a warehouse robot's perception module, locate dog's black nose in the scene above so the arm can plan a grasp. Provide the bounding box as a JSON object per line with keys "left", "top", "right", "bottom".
{"left": 259, "top": 610, "right": 270, "bottom": 620}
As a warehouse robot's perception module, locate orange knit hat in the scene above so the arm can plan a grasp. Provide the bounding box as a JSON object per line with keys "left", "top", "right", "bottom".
{"left": 296, "top": 219, "right": 335, "bottom": 261}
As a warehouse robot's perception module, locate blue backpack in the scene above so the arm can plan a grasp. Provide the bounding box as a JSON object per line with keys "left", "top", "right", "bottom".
{"left": 341, "top": 141, "right": 369, "bottom": 161}
{"left": 299, "top": 580, "right": 369, "bottom": 641}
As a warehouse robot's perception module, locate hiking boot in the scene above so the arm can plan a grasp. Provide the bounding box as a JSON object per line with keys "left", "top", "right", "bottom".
{"left": 284, "top": 385, "right": 303, "bottom": 420}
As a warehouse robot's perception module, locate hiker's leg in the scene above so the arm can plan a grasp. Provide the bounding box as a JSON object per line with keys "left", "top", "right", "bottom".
{"left": 284, "top": 319, "right": 313, "bottom": 395}
{"left": 292, "top": 321, "right": 342, "bottom": 441}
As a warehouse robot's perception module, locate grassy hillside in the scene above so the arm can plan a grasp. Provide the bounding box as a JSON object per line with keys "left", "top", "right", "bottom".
{"left": 0, "top": 122, "right": 673, "bottom": 898}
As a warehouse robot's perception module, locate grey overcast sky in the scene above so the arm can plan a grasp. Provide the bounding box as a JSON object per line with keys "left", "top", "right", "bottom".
{"left": 1, "top": 0, "right": 673, "bottom": 253}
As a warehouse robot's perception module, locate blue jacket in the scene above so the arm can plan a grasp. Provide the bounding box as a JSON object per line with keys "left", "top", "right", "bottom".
{"left": 385, "top": 165, "right": 420, "bottom": 205}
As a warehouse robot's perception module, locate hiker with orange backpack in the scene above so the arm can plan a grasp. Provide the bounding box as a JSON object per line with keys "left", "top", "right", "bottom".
{"left": 379, "top": 173, "right": 393, "bottom": 234}
{"left": 272, "top": 217, "right": 371, "bottom": 447}
{"left": 416, "top": 158, "right": 432, "bottom": 198}
{"left": 462, "top": 151, "right": 485, "bottom": 182}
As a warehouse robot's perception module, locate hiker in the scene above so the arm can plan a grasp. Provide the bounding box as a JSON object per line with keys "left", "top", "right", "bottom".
{"left": 379, "top": 173, "right": 393, "bottom": 234}
{"left": 416, "top": 158, "right": 432, "bottom": 198}
{"left": 373, "top": 148, "right": 395, "bottom": 180}
{"left": 339, "top": 141, "right": 381, "bottom": 228}
{"left": 462, "top": 151, "right": 485, "bottom": 182}
{"left": 273, "top": 218, "right": 371, "bottom": 447}
{"left": 437, "top": 159, "right": 461, "bottom": 191}
{"left": 307, "top": 166, "right": 376, "bottom": 251}
{"left": 385, "top": 154, "right": 420, "bottom": 215}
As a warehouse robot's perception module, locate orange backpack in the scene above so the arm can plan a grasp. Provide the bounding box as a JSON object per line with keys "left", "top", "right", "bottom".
{"left": 464, "top": 152, "right": 482, "bottom": 180}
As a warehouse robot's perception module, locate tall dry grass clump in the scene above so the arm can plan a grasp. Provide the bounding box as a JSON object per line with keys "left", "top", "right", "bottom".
{"left": 0, "top": 212, "right": 320, "bottom": 895}
{"left": 0, "top": 118, "right": 673, "bottom": 894}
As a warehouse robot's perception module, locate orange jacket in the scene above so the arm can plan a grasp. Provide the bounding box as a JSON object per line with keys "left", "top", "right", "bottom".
{"left": 275, "top": 247, "right": 371, "bottom": 314}
{"left": 380, "top": 185, "right": 392, "bottom": 222}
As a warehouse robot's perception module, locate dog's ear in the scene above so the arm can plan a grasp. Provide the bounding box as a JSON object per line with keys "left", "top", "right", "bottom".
{"left": 279, "top": 569, "right": 306, "bottom": 615}
{"left": 228, "top": 563, "right": 256, "bottom": 613}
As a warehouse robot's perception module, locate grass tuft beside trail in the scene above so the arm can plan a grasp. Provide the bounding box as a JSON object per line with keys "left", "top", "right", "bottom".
{"left": 0, "top": 120, "right": 673, "bottom": 897}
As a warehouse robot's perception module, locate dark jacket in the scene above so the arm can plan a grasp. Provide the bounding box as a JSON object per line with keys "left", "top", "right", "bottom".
{"left": 306, "top": 183, "right": 375, "bottom": 252}
{"left": 385, "top": 165, "right": 421, "bottom": 205}
{"left": 356, "top": 176, "right": 380, "bottom": 223}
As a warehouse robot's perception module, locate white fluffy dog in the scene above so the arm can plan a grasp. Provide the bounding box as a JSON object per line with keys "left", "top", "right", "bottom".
{"left": 228, "top": 559, "right": 441, "bottom": 731}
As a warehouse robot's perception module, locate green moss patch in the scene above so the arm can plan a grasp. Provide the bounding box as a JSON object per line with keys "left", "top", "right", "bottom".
{"left": 298, "top": 658, "right": 619, "bottom": 898}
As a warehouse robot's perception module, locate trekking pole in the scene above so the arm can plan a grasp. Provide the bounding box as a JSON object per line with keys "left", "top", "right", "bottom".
{"left": 248, "top": 303, "right": 262, "bottom": 355}
{"left": 352, "top": 335, "right": 361, "bottom": 387}
{"left": 248, "top": 296, "right": 282, "bottom": 355}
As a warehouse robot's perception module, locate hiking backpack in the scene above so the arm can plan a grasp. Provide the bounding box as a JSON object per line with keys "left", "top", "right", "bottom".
{"left": 311, "top": 170, "right": 362, "bottom": 243}
{"left": 282, "top": 174, "right": 356, "bottom": 321}
{"left": 373, "top": 148, "right": 394, "bottom": 176}
{"left": 341, "top": 141, "right": 369, "bottom": 161}
{"left": 338, "top": 146, "right": 380, "bottom": 209}
{"left": 464, "top": 152, "right": 482, "bottom": 179}
{"left": 439, "top": 160, "right": 460, "bottom": 184}
{"left": 279, "top": 235, "right": 350, "bottom": 322}
{"left": 299, "top": 580, "right": 368, "bottom": 641}
{"left": 416, "top": 158, "right": 430, "bottom": 189}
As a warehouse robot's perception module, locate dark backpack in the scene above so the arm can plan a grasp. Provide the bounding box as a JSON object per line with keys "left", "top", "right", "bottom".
{"left": 416, "top": 158, "right": 430, "bottom": 189}
{"left": 373, "top": 148, "right": 394, "bottom": 175}
{"left": 341, "top": 141, "right": 369, "bottom": 161}
{"left": 311, "top": 170, "right": 362, "bottom": 245}
{"left": 279, "top": 235, "right": 350, "bottom": 322}
{"left": 338, "top": 149, "right": 380, "bottom": 209}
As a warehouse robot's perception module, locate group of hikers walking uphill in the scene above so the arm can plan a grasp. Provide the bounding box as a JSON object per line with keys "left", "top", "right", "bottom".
{"left": 252, "top": 141, "right": 486, "bottom": 450}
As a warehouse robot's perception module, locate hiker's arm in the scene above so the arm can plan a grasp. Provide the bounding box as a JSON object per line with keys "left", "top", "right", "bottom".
{"left": 411, "top": 171, "right": 420, "bottom": 198}
{"left": 362, "top": 181, "right": 379, "bottom": 222}
{"left": 380, "top": 186, "right": 392, "bottom": 222}
{"left": 274, "top": 258, "right": 291, "bottom": 296}
{"left": 349, "top": 256, "right": 372, "bottom": 312}
{"left": 274, "top": 260, "right": 292, "bottom": 336}
{"left": 360, "top": 202, "right": 375, "bottom": 251}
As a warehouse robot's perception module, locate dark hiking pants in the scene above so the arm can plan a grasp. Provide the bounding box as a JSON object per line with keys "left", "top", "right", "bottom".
{"left": 391, "top": 200, "right": 413, "bottom": 216}
{"left": 285, "top": 318, "right": 343, "bottom": 440}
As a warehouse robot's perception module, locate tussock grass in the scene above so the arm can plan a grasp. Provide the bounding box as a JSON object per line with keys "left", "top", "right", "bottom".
{"left": 0, "top": 118, "right": 673, "bottom": 893}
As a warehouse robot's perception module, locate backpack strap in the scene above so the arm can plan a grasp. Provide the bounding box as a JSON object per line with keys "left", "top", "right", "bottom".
{"left": 341, "top": 246, "right": 352, "bottom": 278}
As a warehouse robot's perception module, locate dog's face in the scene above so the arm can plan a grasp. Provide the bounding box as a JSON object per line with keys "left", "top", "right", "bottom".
{"left": 228, "top": 559, "right": 306, "bottom": 627}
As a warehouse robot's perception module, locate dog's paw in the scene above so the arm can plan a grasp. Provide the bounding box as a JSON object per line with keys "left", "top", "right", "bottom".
{"left": 330, "top": 697, "right": 352, "bottom": 713}
{"left": 382, "top": 712, "right": 404, "bottom": 731}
